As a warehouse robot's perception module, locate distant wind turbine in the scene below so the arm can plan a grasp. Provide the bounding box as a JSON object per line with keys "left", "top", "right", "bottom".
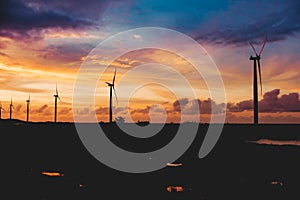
{"left": 0, "top": 101, "right": 5, "bottom": 120}
{"left": 249, "top": 37, "right": 267, "bottom": 125}
{"left": 54, "top": 84, "right": 61, "bottom": 123}
{"left": 9, "top": 98, "right": 15, "bottom": 120}
{"left": 26, "top": 94, "right": 30, "bottom": 122}
{"left": 105, "top": 68, "right": 118, "bottom": 123}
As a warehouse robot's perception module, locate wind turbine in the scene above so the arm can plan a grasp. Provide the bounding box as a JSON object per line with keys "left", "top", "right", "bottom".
{"left": 249, "top": 37, "right": 267, "bottom": 125}
{"left": 105, "top": 68, "right": 118, "bottom": 123}
{"left": 54, "top": 84, "right": 61, "bottom": 123}
{"left": 0, "top": 101, "right": 5, "bottom": 120}
{"left": 26, "top": 94, "right": 30, "bottom": 122}
{"left": 9, "top": 98, "right": 15, "bottom": 120}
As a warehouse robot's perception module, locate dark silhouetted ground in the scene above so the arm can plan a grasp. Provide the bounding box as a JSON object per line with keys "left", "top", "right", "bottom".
{"left": 1, "top": 120, "right": 300, "bottom": 199}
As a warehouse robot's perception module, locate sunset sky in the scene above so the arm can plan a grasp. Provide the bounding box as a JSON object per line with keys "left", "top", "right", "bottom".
{"left": 0, "top": 0, "right": 300, "bottom": 123}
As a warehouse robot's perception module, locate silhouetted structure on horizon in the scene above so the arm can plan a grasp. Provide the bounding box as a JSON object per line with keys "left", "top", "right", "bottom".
{"left": 9, "top": 98, "right": 14, "bottom": 120}
{"left": 105, "top": 68, "right": 118, "bottom": 123}
{"left": 26, "top": 94, "right": 30, "bottom": 122}
{"left": 249, "top": 38, "right": 267, "bottom": 125}
{"left": 53, "top": 84, "right": 60, "bottom": 123}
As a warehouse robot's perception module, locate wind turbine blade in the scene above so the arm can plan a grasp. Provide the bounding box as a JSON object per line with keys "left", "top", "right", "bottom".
{"left": 112, "top": 68, "right": 116, "bottom": 85}
{"left": 113, "top": 86, "right": 118, "bottom": 105}
{"left": 257, "top": 60, "right": 263, "bottom": 96}
{"left": 105, "top": 82, "right": 111, "bottom": 85}
{"left": 249, "top": 42, "right": 258, "bottom": 56}
{"left": 259, "top": 36, "right": 267, "bottom": 56}
{"left": 58, "top": 96, "right": 61, "bottom": 102}
{"left": 56, "top": 83, "right": 58, "bottom": 95}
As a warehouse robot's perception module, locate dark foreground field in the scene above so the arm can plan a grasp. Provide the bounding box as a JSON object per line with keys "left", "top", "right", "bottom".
{"left": 1, "top": 120, "right": 300, "bottom": 200}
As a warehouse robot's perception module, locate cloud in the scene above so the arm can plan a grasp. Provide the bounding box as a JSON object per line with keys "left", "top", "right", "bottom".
{"left": 173, "top": 98, "right": 225, "bottom": 114}
{"left": 95, "top": 106, "right": 109, "bottom": 115}
{"left": 260, "top": 89, "right": 300, "bottom": 112}
{"left": 114, "top": 107, "right": 129, "bottom": 114}
{"left": 96, "top": 106, "right": 129, "bottom": 115}
{"left": 77, "top": 108, "right": 90, "bottom": 115}
{"left": 0, "top": 52, "right": 9, "bottom": 57}
{"left": 15, "top": 104, "right": 22, "bottom": 112}
{"left": 58, "top": 107, "right": 71, "bottom": 115}
{"left": 40, "top": 43, "right": 95, "bottom": 62}
{"left": 227, "top": 100, "right": 253, "bottom": 112}
{"left": 173, "top": 98, "right": 189, "bottom": 112}
{"left": 130, "top": 106, "right": 150, "bottom": 115}
{"left": 195, "top": 0, "right": 300, "bottom": 45}
{"left": 0, "top": 0, "right": 119, "bottom": 41}
{"left": 32, "top": 104, "right": 48, "bottom": 113}
{"left": 228, "top": 89, "right": 300, "bottom": 113}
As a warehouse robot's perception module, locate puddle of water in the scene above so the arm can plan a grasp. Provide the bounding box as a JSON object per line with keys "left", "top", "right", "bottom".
{"left": 41, "top": 171, "right": 64, "bottom": 177}
{"left": 271, "top": 181, "right": 283, "bottom": 186}
{"left": 166, "top": 163, "right": 183, "bottom": 167}
{"left": 166, "top": 186, "right": 186, "bottom": 192}
{"left": 247, "top": 139, "right": 300, "bottom": 146}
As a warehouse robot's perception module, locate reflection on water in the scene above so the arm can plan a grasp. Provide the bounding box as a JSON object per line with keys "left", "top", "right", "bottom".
{"left": 166, "top": 163, "right": 183, "bottom": 167}
{"left": 247, "top": 139, "right": 300, "bottom": 146}
{"left": 166, "top": 186, "right": 184, "bottom": 192}
{"left": 41, "top": 171, "right": 64, "bottom": 177}
{"left": 271, "top": 181, "right": 284, "bottom": 186}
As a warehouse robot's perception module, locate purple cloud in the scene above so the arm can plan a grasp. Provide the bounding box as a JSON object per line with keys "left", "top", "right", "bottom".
{"left": 0, "top": 0, "right": 120, "bottom": 41}
{"left": 228, "top": 89, "right": 300, "bottom": 113}
{"left": 194, "top": 0, "right": 300, "bottom": 45}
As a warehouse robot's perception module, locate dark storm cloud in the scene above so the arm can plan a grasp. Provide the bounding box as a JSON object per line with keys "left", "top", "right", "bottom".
{"left": 195, "top": 0, "right": 300, "bottom": 45}
{"left": 0, "top": 0, "right": 116, "bottom": 40}
{"left": 228, "top": 89, "right": 300, "bottom": 113}
{"left": 2, "top": 0, "right": 298, "bottom": 45}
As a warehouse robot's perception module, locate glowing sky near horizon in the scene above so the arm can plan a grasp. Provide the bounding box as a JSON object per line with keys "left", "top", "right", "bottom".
{"left": 0, "top": 0, "right": 300, "bottom": 123}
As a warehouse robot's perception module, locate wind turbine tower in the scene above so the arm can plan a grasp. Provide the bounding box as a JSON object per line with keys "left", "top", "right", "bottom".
{"left": 26, "top": 94, "right": 30, "bottom": 122}
{"left": 105, "top": 68, "right": 118, "bottom": 123}
{"left": 249, "top": 38, "right": 267, "bottom": 125}
{"left": 9, "top": 98, "right": 15, "bottom": 120}
{"left": 54, "top": 84, "right": 60, "bottom": 123}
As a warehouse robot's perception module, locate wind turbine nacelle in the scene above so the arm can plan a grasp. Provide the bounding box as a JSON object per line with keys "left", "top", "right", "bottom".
{"left": 249, "top": 55, "right": 261, "bottom": 60}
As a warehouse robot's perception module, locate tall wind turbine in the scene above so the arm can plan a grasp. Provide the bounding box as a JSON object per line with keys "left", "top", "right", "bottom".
{"left": 53, "top": 84, "right": 61, "bottom": 123}
{"left": 9, "top": 98, "right": 15, "bottom": 120}
{"left": 0, "top": 101, "right": 5, "bottom": 120}
{"left": 249, "top": 38, "right": 267, "bottom": 125}
{"left": 26, "top": 94, "right": 30, "bottom": 122}
{"left": 105, "top": 68, "right": 118, "bottom": 123}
